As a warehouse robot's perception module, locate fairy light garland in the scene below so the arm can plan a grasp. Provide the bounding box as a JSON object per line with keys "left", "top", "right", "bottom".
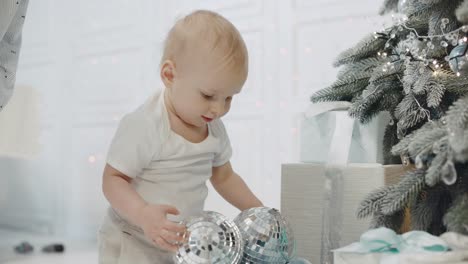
{"left": 373, "top": 14, "right": 468, "bottom": 77}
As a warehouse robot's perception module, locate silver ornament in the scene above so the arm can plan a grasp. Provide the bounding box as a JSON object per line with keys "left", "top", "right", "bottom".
{"left": 415, "top": 154, "right": 425, "bottom": 169}
{"left": 449, "top": 44, "right": 468, "bottom": 74}
{"left": 441, "top": 161, "right": 457, "bottom": 186}
{"left": 234, "top": 207, "right": 295, "bottom": 263}
{"left": 174, "top": 211, "right": 243, "bottom": 264}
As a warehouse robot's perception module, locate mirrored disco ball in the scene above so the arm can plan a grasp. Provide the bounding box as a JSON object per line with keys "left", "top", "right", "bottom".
{"left": 174, "top": 211, "right": 243, "bottom": 264}
{"left": 234, "top": 207, "right": 295, "bottom": 263}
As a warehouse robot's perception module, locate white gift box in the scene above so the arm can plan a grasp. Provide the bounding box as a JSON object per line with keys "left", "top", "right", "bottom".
{"left": 333, "top": 232, "right": 468, "bottom": 264}
{"left": 333, "top": 252, "right": 386, "bottom": 264}
{"left": 281, "top": 163, "right": 410, "bottom": 263}
{"left": 299, "top": 102, "right": 390, "bottom": 164}
{"left": 281, "top": 101, "right": 409, "bottom": 263}
{"left": 333, "top": 251, "right": 468, "bottom": 264}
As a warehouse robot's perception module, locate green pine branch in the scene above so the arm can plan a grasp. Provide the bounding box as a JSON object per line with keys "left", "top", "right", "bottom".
{"left": 410, "top": 191, "right": 434, "bottom": 231}
{"left": 406, "top": 1, "right": 439, "bottom": 25}
{"left": 395, "top": 93, "right": 429, "bottom": 133}
{"left": 402, "top": 61, "right": 426, "bottom": 95}
{"left": 440, "top": 72, "right": 468, "bottom": 95}
{"left": 369, "top": 60, "right": 405, "bottom": 85}
{"left": 337, "top": 57, "right": 383, "bottom": 79}
{"left": 391, "top": 121, "right": 437, "bottom": 157}
{"left": 357, "top": 185, "right": 395, "bottom": 219}
{"left": 349, "top": 80, "right": 403, "bottom": 123}
{"left": 446, "top": 95, "right": 468, "bottom": 132}
{"left": 380, "top": 169, "right": 426, "bottom": 215}
{"left": 427, "top": 1, "right": 461, "bottom": 36}
{"left": 310, "top": 74, "right": 370, "bottom": 103}
{"left": 446, "top": 96, "right": 468, "bottom": 160}
{"left": 407, "top": 123, "right": 445, "bottom": 157}
{"left": 426, "top": 81, "right": 446, "bottom": 107}
{"left": 425, "top": 149, "right": 448, "bottom": 186}
{"left": 333, "top": 34, "right": 387, "bottom": 67}
{"left": 411, "top": 185, "right": 451, "bottom": 235}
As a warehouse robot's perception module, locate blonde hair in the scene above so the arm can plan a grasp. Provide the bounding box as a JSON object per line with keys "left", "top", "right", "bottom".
{"left": 161, "top": 10, "right": 248, "bottom": 75}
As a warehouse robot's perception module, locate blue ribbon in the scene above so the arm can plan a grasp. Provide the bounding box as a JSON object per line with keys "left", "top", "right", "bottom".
{"left": 334, "top": 227, "right": 450, "bottom": 254}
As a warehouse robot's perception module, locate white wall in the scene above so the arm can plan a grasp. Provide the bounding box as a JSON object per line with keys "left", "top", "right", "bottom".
{"left": 0, "top": 0, "right": 384, "bottom": 241}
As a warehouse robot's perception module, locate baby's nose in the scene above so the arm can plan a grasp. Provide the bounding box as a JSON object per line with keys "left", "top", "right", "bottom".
{"left": 210, "top": 101, "right": 225, "bottom": 116}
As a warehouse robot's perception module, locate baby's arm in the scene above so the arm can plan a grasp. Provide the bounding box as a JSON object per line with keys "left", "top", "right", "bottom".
{"left": 102, "top": 164, "right": 186, "bottom": 252}
{"left": 210, "top": 161, "right": 263, "bottom": 211}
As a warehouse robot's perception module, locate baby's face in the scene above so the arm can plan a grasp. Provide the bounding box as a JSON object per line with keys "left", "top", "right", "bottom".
{"left": 168, "top": 57, "right": 246, "bottom": 128}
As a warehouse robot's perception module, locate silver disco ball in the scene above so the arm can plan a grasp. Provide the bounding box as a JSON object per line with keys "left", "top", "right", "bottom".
{"left": 233, "top": 207, "right": 295, "bottom": 263}
{"left": 174, "top": 211, "right": 243, "bottom": 264}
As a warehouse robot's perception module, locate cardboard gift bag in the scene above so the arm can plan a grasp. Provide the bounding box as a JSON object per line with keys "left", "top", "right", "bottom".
{"left": 299, "top": 101, "right": 390, "bottom": 164}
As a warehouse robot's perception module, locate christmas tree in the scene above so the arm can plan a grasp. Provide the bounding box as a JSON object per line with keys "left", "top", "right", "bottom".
{"left": 311, "top": 0, "right": 468, "bottom": 235}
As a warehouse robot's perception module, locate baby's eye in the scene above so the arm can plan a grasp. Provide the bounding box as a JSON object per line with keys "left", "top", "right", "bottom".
{"left": 201, "top": 93, "right": 213, "bottom": 99}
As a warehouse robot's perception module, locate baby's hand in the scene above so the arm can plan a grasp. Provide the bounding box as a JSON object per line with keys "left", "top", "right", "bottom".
{"left": 137, "top": 204, "right": 187, "bottom": 252}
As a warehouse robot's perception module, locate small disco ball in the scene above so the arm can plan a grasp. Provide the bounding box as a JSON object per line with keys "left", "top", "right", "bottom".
{"left": 449, "top": 43, "right": 468, "bottom": 74}
{"left": 174, "top": 211, "right": 243, "bottom": 264}
{"left": 234, "top": 207, "right": 295, "bottom": 264}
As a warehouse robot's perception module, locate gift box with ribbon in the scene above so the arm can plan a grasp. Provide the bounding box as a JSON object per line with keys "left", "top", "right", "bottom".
{"left": 333, "top": 227, "right": 468, "bottom": 264}
{"left": 282, "top": 163, "right": 414, "bottom": 264}
{"left": 281, "top": 102, "right": 413, "bottom": 263}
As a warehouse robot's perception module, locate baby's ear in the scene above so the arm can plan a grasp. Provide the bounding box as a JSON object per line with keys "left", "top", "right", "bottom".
{"left": 160, "top": 60, "right": 176, "bottom": 88}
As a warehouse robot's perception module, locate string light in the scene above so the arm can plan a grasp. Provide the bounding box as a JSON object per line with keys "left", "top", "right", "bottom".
{"left": 375, "top": 15, "right": 468, "bottom": 77}
{"left": 399, "top": 17, "right": 465, "bottom": 41}
{"left": 88, "top": 155, "right": 97, "bottom": 163}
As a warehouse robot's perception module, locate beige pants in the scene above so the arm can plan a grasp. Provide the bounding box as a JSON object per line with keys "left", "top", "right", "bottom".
{"left": 98, "top": 211, "right": 175, "bottom": 264}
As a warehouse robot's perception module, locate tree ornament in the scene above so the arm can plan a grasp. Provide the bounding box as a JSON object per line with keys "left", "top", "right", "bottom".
{"left": 174, "top": 211, "right": 243, "bottom": 264}
{"left": 441, "top": 161, "right": 457, "bottom": 185}
{"left": 449, "top": 44, "right": 468, "bottom": 74}
{"left": 234, "top": 207, "right": 295, "bottom": 263}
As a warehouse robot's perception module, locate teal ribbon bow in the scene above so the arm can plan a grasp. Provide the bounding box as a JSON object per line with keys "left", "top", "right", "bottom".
{"left": 334, "top": 227, "right": 450, "bottom": 254}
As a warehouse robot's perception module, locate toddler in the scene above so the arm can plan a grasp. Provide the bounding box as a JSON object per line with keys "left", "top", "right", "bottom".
{"left": 98, "top": 10, "right": 263, "bottom": 264}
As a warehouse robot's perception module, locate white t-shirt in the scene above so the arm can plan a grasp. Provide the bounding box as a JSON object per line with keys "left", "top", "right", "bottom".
{"left": 106, "top": 89, "right": 232, "bottom": 222}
